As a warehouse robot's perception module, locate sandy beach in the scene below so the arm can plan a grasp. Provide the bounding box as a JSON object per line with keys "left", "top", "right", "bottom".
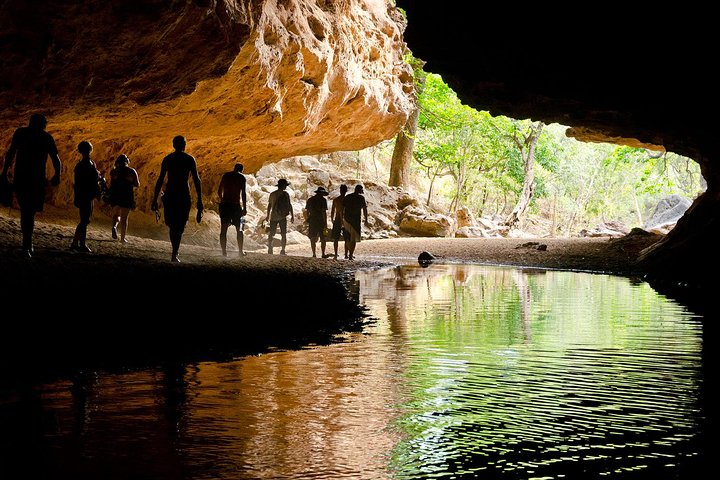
{"left": 1, "top": 210, "right": 660, "bottom": 277}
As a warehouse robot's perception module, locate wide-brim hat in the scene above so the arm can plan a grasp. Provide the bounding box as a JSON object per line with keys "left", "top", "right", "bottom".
{"left": 314, "top": 187, "right": 329, "bottom": 195}
{"left": 277, "top": 178, "right": 290, "bottom": 187}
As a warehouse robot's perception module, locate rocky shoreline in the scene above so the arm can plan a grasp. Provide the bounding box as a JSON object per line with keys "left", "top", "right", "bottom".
{"left": 1, "top": 210, "right": 710, "bottom": 380}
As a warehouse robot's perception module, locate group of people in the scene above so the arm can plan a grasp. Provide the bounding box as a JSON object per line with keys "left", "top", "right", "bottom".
{"left": 1, "top": 114, "right": 143, "bottom": 257}
{"left": 1, "top": 114, "right": 369, "bottom": 262}
{"left": 299, "top": 183, "right": 369, "bottom": 260}
{"left": 69, "top": 141, "right": 141, "bottom": 253}
{"left": 221, "top": 169, "right": 370, "bottom": 260}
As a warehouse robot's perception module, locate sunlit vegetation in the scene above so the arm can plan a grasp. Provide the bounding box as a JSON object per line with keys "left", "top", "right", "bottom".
{"left": 384, "top": 71, "right": 703, "bottom": 235}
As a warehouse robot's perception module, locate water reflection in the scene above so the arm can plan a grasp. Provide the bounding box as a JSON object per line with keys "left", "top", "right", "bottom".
{"left": 357, "top": 264, "right": 705, "bottom": 478}
{"left": 0, "top": 264, "right": 708, "bottom": 479}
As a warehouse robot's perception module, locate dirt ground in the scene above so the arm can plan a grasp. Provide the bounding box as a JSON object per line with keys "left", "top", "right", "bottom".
{"left": 0, "top": 209, "right": 680, "bottom": 374}
{"left": 1, "top": 210, "right": 661, "bottom": 276}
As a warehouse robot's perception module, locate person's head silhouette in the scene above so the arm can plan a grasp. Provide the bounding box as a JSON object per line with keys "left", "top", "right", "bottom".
{"left": 172, "top": 135, "right": 186, "bottom": 151}
{"left": 29, "top": 113, "right": 47, "bottom": 130}
{"left": 234, "top": 163, "right": 244, "bottom": 173}
{"left": 77, "top": 140, "right": 93, "bottom": 156}
{"left": 115, "top": 154, "right": 130, "bottom": 167}
{"left": 354, "top": 184, "right": 364, "bottom": 194}
{"left": 340, "top": 184, "right": 348, "bottom": 194}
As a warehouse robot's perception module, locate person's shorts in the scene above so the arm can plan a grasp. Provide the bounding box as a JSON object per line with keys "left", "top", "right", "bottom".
{"left": 219, "top": 203, "right": 245, "bottom": 226}
{"left": 331, "top": 219, "right": 345, "bottom": 241}
{"left": 15, "top": 182, "right": 46, "bottom": 212}
{"left": 269, "top": 217, "right": 287, "bottom": 235}
{"left": 163, "top": 195, "right": 191, "bottom": 228}
{"left": 308, "top": 218, "right": 326, "bottom": 240}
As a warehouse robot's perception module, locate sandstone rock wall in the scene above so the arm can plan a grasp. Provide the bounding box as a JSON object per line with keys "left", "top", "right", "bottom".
{"left": 1, "top": 0, "right": 414, "bottom": 212}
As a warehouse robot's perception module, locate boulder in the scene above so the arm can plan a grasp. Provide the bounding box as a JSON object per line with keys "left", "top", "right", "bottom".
{"left": 398, "top": 207, "right": 454, "bottom": 237}
{"left": 455, "top": 226, "right": 486, "bottom": 238}
{"left": 644, "top": 194, "right": 692, "bottom": 229}
{"left": 455, "top": 207, "right": 477, "bottom": 228}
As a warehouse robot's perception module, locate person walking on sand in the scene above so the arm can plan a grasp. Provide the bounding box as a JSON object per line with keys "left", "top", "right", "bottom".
{"left": 151, "top": 135, "right": 203, "bottom": 263}
{"left": 305, "top": 186, "right": 329, "bottom": 258}
{"left": 218, "top": 163, "right": 247, "bottom": 257}
{"left": 1, "top": 113, "right": 62, "bottom": 258}
{"left": 342, "top": 184, "right": 369, "bottom": 260}
{"left": 330, "top": 184, "right": 348, "bottom": 259}
{"left": 108, "top": 154, "right": 140, "bottom": 243}
{"left": 265, "top": 178, "right": 293, "bottom": 255}
{"left": 70, "top": 141, "right": 103, "bottom": 253}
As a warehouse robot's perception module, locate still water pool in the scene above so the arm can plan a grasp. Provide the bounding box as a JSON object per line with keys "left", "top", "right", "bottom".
{"left": 0, "top": 264, "right": 709, "bottom": 479}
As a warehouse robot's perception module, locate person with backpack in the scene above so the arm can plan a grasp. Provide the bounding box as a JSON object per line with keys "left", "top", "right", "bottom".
{"left": 70, "top": 140, "right": 103, "bottom": 253}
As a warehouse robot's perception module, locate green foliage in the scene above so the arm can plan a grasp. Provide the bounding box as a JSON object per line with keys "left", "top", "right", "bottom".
{"left": 415, "top": 74, "right": 559, "bottom": 215}
{"left": 405, "top": 72, "right": 703, "bottom": 233}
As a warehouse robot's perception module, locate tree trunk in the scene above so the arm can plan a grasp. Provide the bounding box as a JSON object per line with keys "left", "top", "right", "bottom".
{"left": 505, "top": 122, "right": 544, "bottom": 227}
{"left": 389, "top": 72, "right": 425, "bottom": 188}
{"left": 632, "top": 190, "right": 643, "bottom": 226}
{"left": 427, "top": 171, "right": 437, "bottom": 206}
{"left": 389, "top": 106, "right": 421, "bottom": 188}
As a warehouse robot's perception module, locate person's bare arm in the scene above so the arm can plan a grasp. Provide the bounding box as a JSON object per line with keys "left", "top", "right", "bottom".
{"left": 217, "top": 176, "right": 225, "bottom": 202}
{"left": 151, "top": 161, "right": 167, "bottom": 210}
{"left": 2, "top": 132, "right": 18, "bottom": 177}
{"left": 190, "top": 158, "right": 202, "bottom": 211}
{"left": 330, "top": 199, "right": 337, "bottom": 221}
{"left": 131, "top": 168, "right": 140, "bottom": 187}
{"left": 266, "top": 193, "right": 272, "bottom": 222}
{"left": 241, "top": 178, "right": 247, "bottom": 211}
{"left": 289, "top": 194, "right": 294, "bottom": 223}
{"left": 363, "top": 200, "right": 369, "bottom": 225}
{"left": 49, "top": 152, "right": 61, "bottom": 186}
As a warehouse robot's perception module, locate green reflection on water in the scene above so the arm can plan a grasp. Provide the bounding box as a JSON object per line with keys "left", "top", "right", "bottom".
{"left": 357, "top": 265, "right": 702, "bottom": 479}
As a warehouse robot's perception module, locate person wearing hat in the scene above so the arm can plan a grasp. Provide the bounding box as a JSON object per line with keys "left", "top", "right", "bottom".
{"left": 108, "top": 154, "right": 140, "bottom": 244}
{"left": 342, "top": 184, "right": 369, "bottom": 260}
{"left": 305, "top": 186, "right": 329, "bottom": 258}
{"left": 265, "top": 178, "right": 294, "bottom": 255}
{"left": 217, "top": 163, "right": 247, "bottom": 256}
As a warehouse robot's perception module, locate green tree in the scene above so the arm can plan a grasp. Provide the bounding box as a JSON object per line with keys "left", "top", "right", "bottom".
{"left": 504, "top": 121, "right": 545, "bottom": 227}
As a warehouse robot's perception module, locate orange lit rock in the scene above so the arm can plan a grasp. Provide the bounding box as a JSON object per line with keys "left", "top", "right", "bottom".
{"left": 0, "top": 0, "right": 414, "bottom": 211}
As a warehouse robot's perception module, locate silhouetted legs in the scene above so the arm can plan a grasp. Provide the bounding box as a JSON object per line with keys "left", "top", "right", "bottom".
{"left": 333, "top": 225, "right": 347, "bottom": 260}
{"left": 267, "top": 218, "right": 287, "bottom": 255}
{"left": 347, "top": 239, "right": 357, "bottom": 260}
{"left": 342, "top": 229, "right": 350, "bottom": 259}
{"left": 111, "top": 206, "right": 131, "bottom": 243}
{"left": 220, "top": 223, "right": 229, "bottom": 256}
{"left": 238, "top": 226, "right": 244, "bottom": 255}
{"left": 310, "top": 236, "right": 326, "bottom": 258}
{"left": 19, "top": 208, "right": 37, "bottom": 257}
{"left": 70, "top": 202, "right": 93, "bottom": 253}
{"left": 169, "top": 224, "right": 184, "bottom": 262}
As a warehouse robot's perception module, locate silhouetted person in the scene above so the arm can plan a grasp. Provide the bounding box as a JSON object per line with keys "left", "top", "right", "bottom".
{"left": 1, "top": 113, "right": 61, "bottom": 257}
{"left": 70, "top": 141, "right": 103, "bottom": 253}
{"left": 151, "top": 135, "right": 203, "bottom": 263}
{"left": 265, "top": 178, "right": 293, "bottom": 255}
{"left": 342, "top": 184, "right": 369, "bottom": 260}
{"left": 109, "top": 154, "right": 140, "bottom": 243}
{"left": 218, "top": 163, "right": 247, "bottom": 257}
{"left": 305, "top": 186, "right": 329, "bottom": 258}
{"left": 330, "top": 184, "right": 348, "bottom": 260}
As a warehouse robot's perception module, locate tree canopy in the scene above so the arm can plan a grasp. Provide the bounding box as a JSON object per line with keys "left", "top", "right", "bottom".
{"left": 401, "top": 73, "right": 702, "bottom": 234}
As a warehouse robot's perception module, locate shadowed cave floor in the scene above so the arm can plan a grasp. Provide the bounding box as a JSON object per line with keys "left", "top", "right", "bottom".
{"left": 0, "top": 210, "right": 686, "bottom": 382}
